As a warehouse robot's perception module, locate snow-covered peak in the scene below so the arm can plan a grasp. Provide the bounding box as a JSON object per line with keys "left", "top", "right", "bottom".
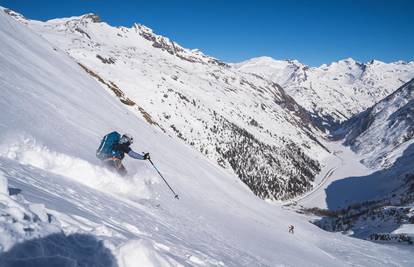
{"left": 2, "top": 7, "right": 28, "bottom": 23}
{"left": 367, "top": 59, "right": 389, "bottom": 66}
{"left": 343, "top": 78, "right": 414, "bottom": 163}
{"left": 81, "top": 13, "right": 101, "bottom": 23}
{"left": 332, "top": 57, "right": 359, "bottom": 65}
{"left": 133, "top": 22, "right": 152, "bottom": 33}
{"left": 235, "top": 56, "right": 285, "bottom": 66}
{"left": 234, "top": 56, "right": 308, "bottom": 87}
{"left": 234, "top": 56, "right": 306, "bottom": 70}
{"left": 27, "top": 11, "right": 228, "bottom": 67}
{"left": 321, "top": 58, "right": 365, "bottom": 76}
{"left": 235, "top": 55, "right": 414, "bottom": 128}
{"left": 46, "top": 13, "right": 101, "bottom": 24}
{"left": 321, "top": 58, "right": 364, "bottom": 77}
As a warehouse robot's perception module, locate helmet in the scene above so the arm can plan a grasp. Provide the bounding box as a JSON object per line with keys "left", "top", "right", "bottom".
{"left": 120, "top": 133, "right": 134, "bottom": 144}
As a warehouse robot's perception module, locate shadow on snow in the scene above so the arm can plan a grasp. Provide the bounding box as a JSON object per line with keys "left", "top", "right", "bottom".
{"left": 0, "top": 233, "right": 118, "bottom": 267}
{"left": 325, "top": 143, "right": 414, "bottom": 211}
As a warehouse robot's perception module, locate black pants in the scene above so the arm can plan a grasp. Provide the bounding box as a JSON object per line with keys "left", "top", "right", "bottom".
{"left": 104, "top": 158, "right": 127, "bottom": 176}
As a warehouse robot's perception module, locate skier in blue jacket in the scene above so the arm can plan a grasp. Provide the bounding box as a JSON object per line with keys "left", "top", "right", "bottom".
{"left": 103, "top": 133, "right": 150, "bottom": 176}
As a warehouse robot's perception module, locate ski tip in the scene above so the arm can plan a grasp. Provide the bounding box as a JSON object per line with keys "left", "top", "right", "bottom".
{"left": 175, "top": 195, "right": 179, "bottom": 200}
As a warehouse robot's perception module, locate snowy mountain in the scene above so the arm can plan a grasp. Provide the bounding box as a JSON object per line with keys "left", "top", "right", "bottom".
{"left": 5, "top": 10, "right": 334, "bottom": 201}
{"left": 3, "top": 7, "right": 413, "bottom": 266}
{"left": 234, "top": 56, "right": 414, "bottom": 129}
{"left": 333, "top": 78, "right": 414, "bottom": 217}
{"left": 296, "top": 79, "right": 414, "bottom": 245}
{"left": 341, "top": 78, "right": 414, "bottom": 169}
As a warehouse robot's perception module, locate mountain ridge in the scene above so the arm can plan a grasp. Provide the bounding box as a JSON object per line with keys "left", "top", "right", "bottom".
{"left": 235, "top": 56, "right": 414, "bottom": 129}
{"left": 235, "top": 55, "right": 413, "bottom": 69}
{"left": 5, "top": 8, "right": 330, "bottom": 200}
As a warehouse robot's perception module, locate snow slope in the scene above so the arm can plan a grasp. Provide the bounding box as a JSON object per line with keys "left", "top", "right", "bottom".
{"left": 234, "top": 57, "right": 414, "bottom": 128}
{"left": 295, "top": 141, "right": 371, "bottom": 210}
{"left": 329, "top": 78, "right": 414, "bottom": 211}
{"left": 12, "top": 10, "right": 331, "bottom": 201}
{"left": 292, "top": 80, "right": 414, "bottom": 209}
{"left": 342, "top": 78, "right": 414, "bottom": 169}
{"left": 303, "top": 78, "right": 414, "bottom": 207}
{"left": 1, "top": 7, "right": 413, "bottom": 266}
{"left": 295, "top": 80, "right": 414, "bottom": 245}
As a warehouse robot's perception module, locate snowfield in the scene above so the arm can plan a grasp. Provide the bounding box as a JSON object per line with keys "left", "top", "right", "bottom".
{"left": 1, "top": 6, "right": 414, "bottom": 267}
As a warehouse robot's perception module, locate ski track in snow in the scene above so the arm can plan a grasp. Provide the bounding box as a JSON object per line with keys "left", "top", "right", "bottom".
{"left": 294, "top": 141, "right": 372, "bottom": 209}
{"left": 294, "top": 166, "right": 336, "bottom": 204}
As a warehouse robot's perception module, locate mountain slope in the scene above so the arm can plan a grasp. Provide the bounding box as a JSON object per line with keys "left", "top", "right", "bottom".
{"left": 341, "top": 78, "right": 414, "bottom": 169}
{"left": 334, "top": 78, "right": 414, "bottom": 204}
{"left": 234, "top": 57, "right": 414, "bottom": 128}
{"left": 297, "top": 80, "right": 414, "bottom": 245}
{"left": 10, "top": 10, "right": 332, "bottom": 200}
{"left": 2, "top": 8, "right": 413, "bottom": 266}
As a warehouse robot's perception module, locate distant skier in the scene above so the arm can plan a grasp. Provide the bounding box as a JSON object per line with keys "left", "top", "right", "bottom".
{"left": 96, "top": 132, "right": 150, "bottom": 176}
{"left": 288, "top": 225, "right": 294, "bottom": 234}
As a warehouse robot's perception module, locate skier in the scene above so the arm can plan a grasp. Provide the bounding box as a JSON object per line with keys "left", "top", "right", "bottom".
{"left": 288, "top": 225, "right": 294, "bottom": 234}
{"left": 96, "top": 132, "right": 150, "bottom": 176}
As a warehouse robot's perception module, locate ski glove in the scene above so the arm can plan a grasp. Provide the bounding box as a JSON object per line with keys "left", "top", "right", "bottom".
{"left": 143, "top": 153, "right": 150, "bottom": 160}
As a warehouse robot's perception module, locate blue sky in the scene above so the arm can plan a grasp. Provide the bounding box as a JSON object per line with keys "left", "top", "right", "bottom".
{"left": 1, "top": 0, "right": 413, "bottom": 66}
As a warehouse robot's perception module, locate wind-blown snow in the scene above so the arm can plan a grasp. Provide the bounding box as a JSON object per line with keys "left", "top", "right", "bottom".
{"left": 0, "top": 136, "right": 154, "bottom": 200}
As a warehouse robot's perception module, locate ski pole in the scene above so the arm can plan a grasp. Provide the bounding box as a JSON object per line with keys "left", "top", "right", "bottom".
{"left": 148, "top": 159, "right": 179, "bottom": 199}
